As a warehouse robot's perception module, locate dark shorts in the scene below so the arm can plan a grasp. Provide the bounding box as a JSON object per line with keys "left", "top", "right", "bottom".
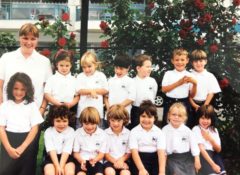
{"left": 75, "top": 160, "right": 104, "bottom": 175}
{"left": 42, "top": 154, "right": 74, "bottom": 168}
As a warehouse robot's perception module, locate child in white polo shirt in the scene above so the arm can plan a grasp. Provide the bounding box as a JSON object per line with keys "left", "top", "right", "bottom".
{"left": 129, "top": 100, "right": 166, "bottom": 175}
{"left": 76, "top": 51, "right": 108, "bottom": 128}
{"left": 131, "top": 54, "right": 158, "bottom": 129}
{"left": 73, "top": 107, "right": 107, "bottom": 175}
{"left": 162, "top": 102, "right": 201, "bottom": 175}
{"left": 104, "top": 53, "right": 136, "bottom": 129}
{"left": 0, "top": 72, "right": 43, "bottom": 175}
{"left": 104, "top": 104, "right": 131, "bottom": 175}
{"left": 189, "top": 49, "right": 221, "bottom": 127}
{"left": 162, "top": 48, "right": 197, "bottom": 128}
{"left": 43, "top": 105, "right": 75, "bottom": 175}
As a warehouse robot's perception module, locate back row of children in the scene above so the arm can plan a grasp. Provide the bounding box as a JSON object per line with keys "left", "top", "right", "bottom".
{"left": 0, "top": 47, "right": 225, "bottom": 175}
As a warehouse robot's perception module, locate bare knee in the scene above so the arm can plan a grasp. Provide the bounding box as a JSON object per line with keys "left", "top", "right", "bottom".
{"left": 105, "top": 167, "right": 116, "bottom": 175}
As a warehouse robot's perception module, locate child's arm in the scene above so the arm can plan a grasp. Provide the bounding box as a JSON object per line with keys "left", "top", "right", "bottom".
{"left": 63, "top": 95, "right": 80, "bottom": 109}
{"left": 89, "top": 152, "right": 105, "bottom": 166}
{"left": 194, "top": 155, "right": 201, "bottom": 173}
{"left": 73, "top": 152, "right": 87, "bottom": 171}
{"left": 121, "top": 99, "right": 133, "bottom": 108}
{"left": 204, "top": 93, "right": 214, "bottom": 105}
{"left": 59, "top": 152, "right": 70, "bottom": 170}
{"left": 131, "top": 149, "right": 149, "bottom": 175}
{"left": 201, "top": 129, "right": 221, "bottom": 152}
{"left": 199, "top": 144, "right": 221, "bottom": 173}
{"left": 0, "top": 79, "right": 3, "bottom": 104}
{"left": 187, "top": 77, "right": 197, "bottom": 98}
{"left": 44, "top": 93, "right": 63, "bottom": 106}
{"left": 48, "top": 150, "right": 63, "bottom": 175}
{"left": 39, "top": 96, "right": 48, "bottom": 115}
{"left": 114, "top": 153, "right": 131, "bottom": 169}
{"left": 104, "top": 95, "right": 110, "bottom": 111}
{"left": 189, "top": 97, "right": 200, "bottom": 111}
{"left": 15, "top": 125, "right": 39, "bottom": 156}
{"left": 157, "top": 149, "right": 166, "bottom": 175}
{"left": 162, "top": 76, "right": 187, "bottom": 93}
{"left": 0, "top": 126, "right": 19, "bottom": 159}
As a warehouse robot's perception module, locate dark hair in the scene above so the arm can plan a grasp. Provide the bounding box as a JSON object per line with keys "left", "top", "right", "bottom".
{"left": 48, "top": 105, "right": 75, "bottom": 127}
{"left": 79, "top": 107, "right": 101, "bottom": 125}
{"left": 190, "top": 49, "right": 207, "bottom": 61}
{"left": 139, "top": 100, "right": 158, "bottom": 122}
{"left": 196, "top": 105, "right": 217, "bottom": 132}
{"left": 7, "top": 72, "right": 34, "bottom": 104}
{"left": 114, "top": 53, "right": 132, "bottom": 68}
{"left": 107, "top": 104, "right": 129, "bottom": 126}
{"left": 134, "top": 54, "right": 152, "bottom": 69}
{"left": 53, "top": 49, "right": 73, "bottom": 72}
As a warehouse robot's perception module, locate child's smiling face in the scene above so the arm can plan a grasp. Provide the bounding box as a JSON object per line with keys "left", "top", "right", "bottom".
{"left": 171, "top": 55, "right": 189, "bottom": 72}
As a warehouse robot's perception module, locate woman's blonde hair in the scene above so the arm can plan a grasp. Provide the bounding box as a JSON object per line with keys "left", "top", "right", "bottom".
{"left": 80, "top": 51, "right": 100, "bottom": 69}
{"left": 168, "top": 102, "right": 188, "bottom": 123}
{"left": 19, "top": 23, "right": 39, "bottom": 38}
{"left": 107, "top": 105, "right": 130, "bottom": 126}
{"left": 79, "top": 107, "right": 101, "bottom": 125}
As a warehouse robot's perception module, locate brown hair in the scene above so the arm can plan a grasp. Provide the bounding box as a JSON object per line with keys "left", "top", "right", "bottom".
{"left": 134, "top": 54, "right": 152, "bottom": 68}
{"left": 139, "top": 100, "right": 158, "bottom": 122}
{"left": 190, "top": 49, "right": 207, "bottom": 61}
{"left": 19, "top": 23, "right": 39, "bottom": 38}
{"left": 172, "top": 48, "right": 188, "bottom": 59}
{"left": 79, "top": 107, "right": 101, "bottom": 125}
{"left": 107, "top": 104, "right": 130, "bottom": 126}
{"left": 54, "top": 49, "right": 73, "bottom": 71}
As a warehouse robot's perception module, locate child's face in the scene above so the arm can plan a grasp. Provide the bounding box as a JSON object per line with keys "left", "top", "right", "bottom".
{"left": 83, "top": 123, "right": 97, "bottom": 135}
{"left": 199, "top": 116, "right": 211, "bottom": 129}
{"left": 19, "top": 33, "right": 38, "bottom": 55}
{"left": 54, "top": 117, "right": 69, "bottom": 133}
{"left": 56, "top": 60, "right": 72, "bottom": 76}
{"left": 168, "top": 107, "right": 185, "bottom": 128}
{"left": 140, "top": 112, "right": 155, "bottom": 131}
{"left": 82, "top": 63, "right": 96, "bottom": 76}
{"left": 114, "top": 66, "right": 129, "bottom": 78}
{"left": 13, "top": 81, "right": 26, "bottom": 103}
{"left": 192, "top": 59, "right": 207, "bottom": 72}
{"left": 171, "top": 55, "right": 189, "bottom": 72}
{"left": 137, "top": 60, "right": 152, "bottom": 78}
{"left": 109, "top": 118, "right": 124, "bottom": 133}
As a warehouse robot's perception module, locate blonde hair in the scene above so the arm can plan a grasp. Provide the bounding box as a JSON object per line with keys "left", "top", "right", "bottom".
{"left": 168, "top": 102, "right": 188, "bottom": 123}
{"left": 19, "top": 23, "right": 39, "bottom": 38}
{"left": 80, "top": 51, "right": 100, "bottom": 68}
{"left": 191, "top": 49, "right": 207, "bottom": 61}
{"left": 172, "top": 48, "right": 188, "bottom": 59}
{"left": 79, "top": 107, "right": 101, "bottom": 125}
{"left": 107, "top": 105, "right": 130, "bottom": 126}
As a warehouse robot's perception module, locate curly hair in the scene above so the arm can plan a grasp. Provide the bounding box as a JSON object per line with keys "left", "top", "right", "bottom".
{"left": 48, "top": 105, "right": 75, "bottom": 127}
{"left": 107, "top": 104, "right": 130, "bottom": 126}
{"left": 7, "top": 72, "right": 34, "bottom": 104}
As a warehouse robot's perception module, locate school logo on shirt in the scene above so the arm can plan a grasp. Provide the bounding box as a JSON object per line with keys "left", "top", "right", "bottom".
{"left": 182, "top": 136, "right": 188, "bottom": 142}
{"left": 149, "top": 86, "right": 153, "bottom": 90}
{"left": 152, "top": 137, "right": 157, "bottom": 142}
{"left": 95, "top": 80, "right": 99, "bottom": 84}
{"left": 122, "top": 141, "right": 127, "bottom": 145}
{"left": 121, "top": 84, "right": 126, "bottom": 88}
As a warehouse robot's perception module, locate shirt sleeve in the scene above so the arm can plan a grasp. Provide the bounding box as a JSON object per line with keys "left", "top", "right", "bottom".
{"left": 190, "top": 130, "right": 200, "bottom": 156}
{"left": 44, "top": 59, "right": 53, "bottom": 83}
{"left": 0, "top": 103, "right": 7, "bottom": 126}
{"left": 127, "top": 79, "right": 136, "bottom": 101}
{"left": 209, "top": 73, "right": 221, "bottom": 93}
{"left": 44, "top": 128, "right": 55, "bottom": 152}
{"left": 73, "top": 129, "right": 81, "bottom": 152}
{"left": 129, "top": 130, "right": 139, "bottom": 150}
{"left": 44, "top": 76, "right": 53, "bottom": 94}
{"left": 0, "top": 53, "right": 7, "bottom": 80}
{"left": 99, "top": 132, "right": 107, "bottom": 153}
{"left": 30, "top": 102, "right": 44, "bottom": 127}
{"left": 100, "top": 72, "right": 109, "bottom": 91}
{"left": 157, "top": 130, "right": 166, "bottom": 150}
{"left": 62, "top": 128, "right": 75, "bottom": 154}
{"left": 161, "top": 71, "right": 169, "bottom": 87}
{"left": 153, "top": 78, "right": 158, "bottom": 98}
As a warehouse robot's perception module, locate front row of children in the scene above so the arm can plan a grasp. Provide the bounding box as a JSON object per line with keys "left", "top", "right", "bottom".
{"left": 0, "top": 71, "right": 226, "bottom": 175}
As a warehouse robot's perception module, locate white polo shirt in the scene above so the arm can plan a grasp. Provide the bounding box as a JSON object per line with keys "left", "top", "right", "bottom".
{"left": 73, "top": 127, "right": 107, "bottom": 160}
{"left": 108, "top": 75, "right": 136, "bottom": 114}
{"left": 44, "top": 71, "right": 77, "bottom": 103}
{"left": 76, "top": 71, "right": 108, "bottom": 118}
{"left": 162, "top": 123, "right": 200, "bottom": 156}
{"left": 162, "top": 69, "right": 194, "bottom": 98}
{"left": 105, "top": 127, "right": 130, "bottom": 159}
{"left": 44, "top": 126, "right": 75, "bottom": 154}
{"left": 0, "top": 100, "right": 43, "bottom": 133}
{"left": 192, "top": 125, "right": 221, "bottom": 151}
{"left": 133, "top": 76, "right": 158, "bottom": 107}
{"left": 0, "top": 49, "right": 52, "bottom": 107}
{"left": 129, "top": 124, "right": 166, "bottom": 152}
{"left": 190, "top": 69, "right": 221, "bottom": 101}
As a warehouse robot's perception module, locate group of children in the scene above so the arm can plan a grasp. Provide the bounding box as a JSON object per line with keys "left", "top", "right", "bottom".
{"left": 0, "top": 48, "right": 226, "bottom": 175}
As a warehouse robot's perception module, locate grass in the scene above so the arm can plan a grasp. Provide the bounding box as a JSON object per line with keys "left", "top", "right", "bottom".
{"left": 36, "top": 132, "right": 44, "bottom": 175}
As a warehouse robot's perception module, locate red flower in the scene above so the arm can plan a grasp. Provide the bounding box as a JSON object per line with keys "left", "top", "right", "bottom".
{"left": 100, "top": 40, "right": 109, "bottom": 48}
{"left": 61, "top": 13, "right": 69, "bottom": 21}
{"left": 203, "top": 13, "right": 212, "bottom": 23}
{"left": 70, "top": 32, "right": 76, "bottom": 39}
{"left": 196, "top": 38, "right": 205, "bottom": 46}
{"left": 180, "top": 19, "right": 192, "bottom": 31}
{"left": 194, "top": 0, "right": 205, "bottom": 10}
{"left": 38, "top": 15, "right": 45, "bottom": 21}
{"left": 197, "top": 17, "right": 205, "bottom": 27}
{"left": 209, "top": 44, "right": 219, "bottom": 53}
{"left": 99, "top": 21, "right": 109, "bottom": 31}
{"left": 219, "top": 78, "right": 229, "bottom": 89}
{"left": 57, "top": 37, "right": 67, "bottom": 47}
{"left": 233, "top": 0, "right": 240, "bottom": 6}
{"left": 179, "top": 29, "right": 188, "bottom": 39}
{"left": 40, "top": 48, "right": 51, "bottom": 57}
{"left": 148, "top": 2, "right": 155, "bottom": 9}
{"left": 232, "top": 18, "right": 237, "bottom": 25}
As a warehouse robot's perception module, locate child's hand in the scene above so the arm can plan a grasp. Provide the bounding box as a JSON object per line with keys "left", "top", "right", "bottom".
{"left": 62, "top": 102, "right": 72, "bottom": 109}
{"left": 114, "top": 157, "right": 124, "bottom": 169}
{"left": 185, "top": 76, "right": 197, "bottom": 85}
{"left": 55, "top": 165, "right": 64, "bottom": 175}
{"left": 90, "top": 89, "right": 98, "bottom": 99}
{"left": 212, "top": 163, "right": 221, "bottom": 173}
{"left": 7, "top": 146, "right": 20, "bottom": 159}
{"left": 89, "top": 158, "right": 97, "bottom": 167}
{"left": 139, "top": 168, "right": 149, "bottom": 175}
{"left": 80, "top": 160, "right": 87, "bottom": 171}
{"left": 194, "top": 158, "right": 201, "bottom": 173}
{"left": 16, "top": 145, "right": 25, "bottom": 156}
{"left": 201, "top": 129, "right": 213, "bottom": 142}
